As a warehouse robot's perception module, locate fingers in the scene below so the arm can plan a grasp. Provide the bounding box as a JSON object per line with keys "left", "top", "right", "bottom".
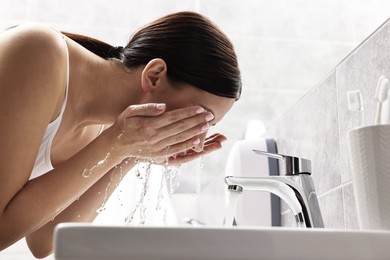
{"left": 132, "top": 106, "right": 213, "bottom": 146}
{"left": 153, "top": 136, "right": 202, "bottom": 158}
{"left": 161, "top": 141, "right": 221, "bottom": 165}
{"left": 116, "top": 103, "right": 222, "bottom": 162}
{"left": 153, "top": 133, "right": 227, "bottom": 165}
{"left": 151, "top": 106, "right": 210, "bottom": 129}
{"left": 124, "top": 103, "right": 166, "bottom": 118}
{"left": 151, "top": 117, "right": 210, "bottom": 146}
{"left": 204, "top": 133, "right": 227, "bottom": 144}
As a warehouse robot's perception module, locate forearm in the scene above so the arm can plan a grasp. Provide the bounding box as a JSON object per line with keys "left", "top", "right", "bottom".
{"left": 0, "top": 130, "right": 125, "bottom": 250}
{"left": 0, "top": 103, "right": 213, "bottom": 253}
{"left": 25, "top": 158, "right": 136, "bottom": 257}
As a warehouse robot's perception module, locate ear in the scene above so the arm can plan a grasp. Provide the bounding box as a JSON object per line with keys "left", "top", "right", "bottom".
{"left": 141, "top": 58, "right": 167, "bottom": 92}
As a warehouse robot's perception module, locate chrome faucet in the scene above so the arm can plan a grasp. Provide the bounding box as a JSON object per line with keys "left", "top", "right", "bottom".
{"left": 225, "top": 150, "right": 324, "bottom": 228}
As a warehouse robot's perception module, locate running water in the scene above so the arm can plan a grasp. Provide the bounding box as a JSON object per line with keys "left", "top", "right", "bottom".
{"left": 124, "top": 162, "right": 152, "bottom": 225}
{"left": 155, "top": 169, "right": 166, "bottom": 211}
{"left": 166, "top": 166, "right": 180, "bottom": 195}
{"left": 224, "top": 191, "right": 241, "bottom": 227}
{"left": 123, "top": 155, "right": 182, "bottom": 225}
{"left": 96, "top": 181, "right": 111, "bottom": 213}
{"left": 96, "top": 172, "right": 115, "bottom": 213}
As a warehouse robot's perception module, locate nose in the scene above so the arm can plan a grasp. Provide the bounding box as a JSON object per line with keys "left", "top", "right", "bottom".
{"left": 192, "top": 131, "right": 208, "bottom": 153}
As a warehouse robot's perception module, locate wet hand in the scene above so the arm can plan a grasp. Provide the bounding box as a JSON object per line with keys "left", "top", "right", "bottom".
{"left": 107, "top": 103, "right": 214, "bottom": 161}
{"left": 153, "top": 133, "right": 227, "bottom": 165}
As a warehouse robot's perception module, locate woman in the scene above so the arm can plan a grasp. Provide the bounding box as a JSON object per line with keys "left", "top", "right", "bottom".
{"left": 0, "top": 11, "right": 241, "bottom": 258}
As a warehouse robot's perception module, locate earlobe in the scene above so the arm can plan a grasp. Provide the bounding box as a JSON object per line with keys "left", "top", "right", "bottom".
{"left": 141, "top": 58, "right": 167, "bottom": 92}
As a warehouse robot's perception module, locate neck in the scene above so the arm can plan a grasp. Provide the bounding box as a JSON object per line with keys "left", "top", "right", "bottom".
{"left": 70, "top": 57, "right": 143, "bottom": 127}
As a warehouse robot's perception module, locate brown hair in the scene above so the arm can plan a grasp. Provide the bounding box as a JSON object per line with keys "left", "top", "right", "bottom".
{"left": 63, "top": 11, "right": 241, "bottom": 99}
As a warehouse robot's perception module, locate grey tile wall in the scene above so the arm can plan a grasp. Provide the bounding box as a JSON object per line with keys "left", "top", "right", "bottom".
{"left": 264, "top": 18, "right": 390, "bottom": 229}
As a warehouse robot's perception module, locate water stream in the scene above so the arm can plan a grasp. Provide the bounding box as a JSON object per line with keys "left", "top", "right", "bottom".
{"left": 224, "top": 191, "right": 241, "bottom": 227}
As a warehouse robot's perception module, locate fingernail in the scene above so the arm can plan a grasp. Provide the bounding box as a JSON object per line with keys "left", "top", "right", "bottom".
{"left": 196, "top": 107, "right": 205, "bottom": 114}
{"left": 156, "top": 103, "right": 166, "bottom": 110}
{"left": 193, "top": 138, "right": 200, "bottom": 145}
{"left": 201, "top": 123, "right": 209, "bottom": 132}
{"left": 205, "top": 113, "right": 214, "bottom": 121}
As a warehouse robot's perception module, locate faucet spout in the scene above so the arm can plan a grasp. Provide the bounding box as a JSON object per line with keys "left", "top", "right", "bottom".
{"left": 225, "top": 176, "right": 302, "bottom": 216}
{"left": 225, "top": 176, "right": 308, "bottom": 227}
{"left": 224, "top": 150, "right": 324, "bottom": 228}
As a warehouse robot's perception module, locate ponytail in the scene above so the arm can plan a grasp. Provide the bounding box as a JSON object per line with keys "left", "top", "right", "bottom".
{"left": 62, "top": 11, "right": 241, "bottom": 100}
{"left": 61, "top": 32, "right": 123, "bottom": 59}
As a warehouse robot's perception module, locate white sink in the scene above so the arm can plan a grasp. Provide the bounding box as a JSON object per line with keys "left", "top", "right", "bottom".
{"left": 54, "top": 223, "right": 390, "bottom": 260}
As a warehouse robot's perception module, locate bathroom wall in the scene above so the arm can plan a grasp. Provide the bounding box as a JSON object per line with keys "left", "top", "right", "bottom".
{"left": 2, "top": 0, "right": 390, "bottom": 259}
{"left": 264, "top": 18, "right": 390, "bottom": 229}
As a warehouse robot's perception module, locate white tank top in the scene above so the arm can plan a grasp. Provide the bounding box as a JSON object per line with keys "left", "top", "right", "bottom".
{"left": 29, "top": 33, "right": 70, "bottom": 180}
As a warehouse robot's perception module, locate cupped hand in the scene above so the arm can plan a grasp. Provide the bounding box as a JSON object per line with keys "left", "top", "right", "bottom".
{"left": 106, "top": 103, "right": 214, "bottom": 161}
{"left": 153, "top": 133, "right": 227, "bottom": 165}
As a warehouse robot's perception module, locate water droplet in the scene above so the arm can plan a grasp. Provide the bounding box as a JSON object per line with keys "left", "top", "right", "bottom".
{"left": 82, "top": 153, "right": 111, "bottom": 177}
{"left": 135, "top": 169, "right": 143, "bottom": 179}
{"left": 117, "top": 131, "right": 124, "bottom": 140}
{"left": 96, "top": 180, "right": 111, "bottom": 214}
{"left": 82, "top": 169, "right": 91, "bottom": 178}
{"left": 199, "top": 156, "right": 204, "bottom": 169}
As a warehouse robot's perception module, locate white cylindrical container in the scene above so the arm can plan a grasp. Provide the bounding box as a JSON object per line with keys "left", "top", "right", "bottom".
{"left": 348, "top": 125, "right": 390, "bottom": 230}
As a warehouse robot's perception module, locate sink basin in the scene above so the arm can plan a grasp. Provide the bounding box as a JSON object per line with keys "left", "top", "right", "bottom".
{"left": 54, "top": 223, "right": 390, "bottom": 260}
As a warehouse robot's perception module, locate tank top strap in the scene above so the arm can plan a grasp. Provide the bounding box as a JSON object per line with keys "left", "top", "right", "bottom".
{"left": 30, "top": 29, "right": 70, "bottom": 180}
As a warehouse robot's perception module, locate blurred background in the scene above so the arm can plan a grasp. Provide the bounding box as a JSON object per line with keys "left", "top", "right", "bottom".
{"left": 2, "top": 0, "right": 390, "bottom": 259}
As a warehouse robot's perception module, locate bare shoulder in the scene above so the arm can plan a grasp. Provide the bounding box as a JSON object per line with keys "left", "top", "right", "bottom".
{"left": 0, "top": 22, "right": 67, "bottom": 54}
{"left": 0, "top": 23, "right": 69, "bottom": 202}
{"left": 0, "top": 22, "right": 68, "bottom": 115}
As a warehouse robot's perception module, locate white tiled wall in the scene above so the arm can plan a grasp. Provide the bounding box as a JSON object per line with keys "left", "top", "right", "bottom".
{"left": 1, "top": 0, "right": 390, "bottom": 258}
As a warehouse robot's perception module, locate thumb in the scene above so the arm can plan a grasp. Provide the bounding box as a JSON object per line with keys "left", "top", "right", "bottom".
{"left": 124, "top": 103, "right": 166, "bottom": 117}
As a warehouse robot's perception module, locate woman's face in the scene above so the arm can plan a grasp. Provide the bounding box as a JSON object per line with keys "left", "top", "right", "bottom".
{"left": 138, "top": 59, "right": 236, "bottom": 152}
{"left": 159, "top": 82, "right": 235, "bottom": 152}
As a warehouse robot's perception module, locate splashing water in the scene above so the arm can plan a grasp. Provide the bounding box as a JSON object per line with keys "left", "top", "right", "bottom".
{"left": 115, "top": 165, "right": 125, "bottom": 207}
{"left": 95, "top": 158, "right": 131, "bottom": 213}
{"left": 135, "top": 169, "right": 143, "bottom": 179}
{"left": 125, "top": 162, "right": 152, "bottom": 225}
{"left": 156, "top": 169, "right": 165, "bottom": 211}
{"left": 199, "top": 156, "right": 204, "bottom": 170}
{"left": 164, "top": 165, "right": 180, "bottom": 195}
{"left": 82, "top": 153, "right": 111, "bottom": 178}
{"left": 96, "top": 172, "right": 115, "bottom": 213}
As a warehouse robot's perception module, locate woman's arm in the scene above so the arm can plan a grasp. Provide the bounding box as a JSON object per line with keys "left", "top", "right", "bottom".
{"left": 25, "top": 133, "right": 228, "bottom": 258}
{"left": 0, "top": 23, "right": 213, "bottom": 256}
{"left": 25, "top": 157, "right": 136, "bottom": 258}
{"left": 0, "top": 23, "right": 75, "bottom": 249}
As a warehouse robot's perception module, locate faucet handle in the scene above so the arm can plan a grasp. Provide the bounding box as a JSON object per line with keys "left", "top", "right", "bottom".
{"left": 252, "top": 150, "right": 311, "bottom": 175}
